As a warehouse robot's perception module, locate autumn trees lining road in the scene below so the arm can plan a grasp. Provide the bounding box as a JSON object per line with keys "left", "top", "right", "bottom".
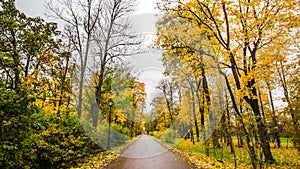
{"left": 1, "top": 0, "right": 300, "bottom": 168}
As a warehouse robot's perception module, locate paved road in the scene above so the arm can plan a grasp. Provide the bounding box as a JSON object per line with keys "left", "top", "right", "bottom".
{"left": 107, "top": 135, "right": 194, "bottom": 169}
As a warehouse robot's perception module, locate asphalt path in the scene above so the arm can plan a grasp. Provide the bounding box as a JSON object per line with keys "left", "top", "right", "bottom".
{"left": 107, "top": 135, "right": 194, "bottom": 169}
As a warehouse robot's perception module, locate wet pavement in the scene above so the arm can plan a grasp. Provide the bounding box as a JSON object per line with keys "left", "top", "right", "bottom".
{"left": 107, "top": 135, "right": 194, "bottom": 169}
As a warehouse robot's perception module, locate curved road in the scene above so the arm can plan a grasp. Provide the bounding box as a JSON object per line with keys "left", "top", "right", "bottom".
{"left": 107, "top": 135, "right": 194, "bottom": 169}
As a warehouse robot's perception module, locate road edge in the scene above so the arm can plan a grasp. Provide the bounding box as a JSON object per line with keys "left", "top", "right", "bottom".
{"left": 149, "top": 136, "right": 198, "bottom": 169}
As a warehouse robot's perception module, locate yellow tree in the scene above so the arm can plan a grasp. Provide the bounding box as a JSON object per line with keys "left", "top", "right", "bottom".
{"left": 21, "top": 44, "right": 74, "bottom": 115}
{"left": 158, "top": 0, "right": 299, "bottom": 164}
{"left": 157, "top": 13, "right": 225, "bottom": 147}
{"left": 129, "top": 81, "right": 147, "bottom": 137}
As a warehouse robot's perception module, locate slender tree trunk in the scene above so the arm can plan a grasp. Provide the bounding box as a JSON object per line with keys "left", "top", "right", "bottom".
{"left": 278, "top": 63, "right": 299, "bottom": 150}
{"left": 220, "top": 70, "right": 258, "bottom": 168}
{"left": 11, "top": 31, "right": 21, "bottom": 91}
{"left": 212, "top": 130, "right": 220, "bottom": 148}
{"left": 58, "top": 53, "right": 70, "bottom": 115}
{"left": 258, "top": 88, "right": 266, "bottom": 123}
{"left": 202, "top": 67, "right": 211, "bottom": 142}
{"left": 78, "top": 77, "right": 84, "bottom": 118}
{"left": 190, "top": 129, "right": 195, "bottom": 145}
{"left": 267, "top": 83, "right": 281, "bottom": 148}
{"left": 226, "top": 98, "right": 237, "bottom": 168}
{"left": 246, "top": 97, "right": 275, "bottom": 163}
{"left": 191, "top": 90, "right": 200, "bottom": 142}
{"left": 93, "top": 70, "right": 105, "bottom": 127}
{"left": 205, "top": 141, "right": 210, "bottom": 156}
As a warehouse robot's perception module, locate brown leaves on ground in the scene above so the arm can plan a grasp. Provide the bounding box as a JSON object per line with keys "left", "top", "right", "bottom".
{"left": 171, "top": 147, "right": 214, "bottom": 169}
{"left": 71, "top": 152, "right": 119, "bottom": 169}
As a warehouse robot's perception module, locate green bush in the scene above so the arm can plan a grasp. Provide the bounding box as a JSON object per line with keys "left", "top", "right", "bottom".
{"left": 26, "top": 113, "right": 103, "bottom": 169}
{"left": 0, "top": 88, "right": 36, "bottom": 168}
{"left": 159, "top": 129, "right": 179, "bottom": 144}
{"left": 0, "top": 88, "right": 104, "bottom": 169}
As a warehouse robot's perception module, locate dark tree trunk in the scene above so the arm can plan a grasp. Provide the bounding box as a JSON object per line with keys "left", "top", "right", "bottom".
{"left": 205, "top": 141, "right": 210, "bottom": 156}
{"left": 190, "top": 129, "right": 195, "bottom": 145}
{"left": 267, "top": 84, "right": 281, "bottom": 148}
{"left": 226, "top": 100, "right": 237, "bottom": 168}
{"left": 191, "top": 90, "right": 200, "bottom": 142}
{"left": 220, "top": 71, "right": 258, "bottom": 168}
{"left": 238, "top": 134, "right": 244, "bottom": 147}
{"left": 57, "top": 53, "right": 70, "bottom": 115}
{"left": 246, "top": 97, "right": 275, "bottom": 163}
{"left": 212, "top": 130, "right": 221, "bottom": 148}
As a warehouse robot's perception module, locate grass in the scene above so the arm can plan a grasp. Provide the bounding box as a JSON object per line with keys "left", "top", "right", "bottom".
{"left": 174, "top": 138, "right": 300, "bottom": 169}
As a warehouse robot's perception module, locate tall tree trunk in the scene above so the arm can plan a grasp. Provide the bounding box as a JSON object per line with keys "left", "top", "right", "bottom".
{"left": 11, "top": 30, "right": 21, "bottom": 91}
{"left": 202, "top": 67, "right": 211, "bottom": 141}
{"left": 220, "top": 70, "right": 258, "bottom": 168}
{"left": 93, "top": 70, "right": 105, "bottom": 127}
{"left": 278, "top": 63, "right": 299, "bottom": 150}
{"left": 267, "top": 83, "right": 281, "bottom": 148}
{"left": 191, "top": 90, "right": 200, "bottom": 142}
{"left": 230, "top": 49, "right": 274, "bottom": 163}
{"left": 258, "top": 88, "right": 266, "bottom": 123}
{"left": 190, "top": 128, "right": 195, "bottom": 145}
{"left": 246, "top": 97, "right": 274, "bottom": 163}
{"left": 212, "top": 130, "right": 220, "bottom": 148}
{"left": 226, "top": 97, "right": 237, "bottom": 168}
{"left": 58, "top": 53, "right": 70, "bottom": 115}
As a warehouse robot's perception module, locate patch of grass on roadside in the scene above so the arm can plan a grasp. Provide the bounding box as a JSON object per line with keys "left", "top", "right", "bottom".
{"left": 174, "top": 139, "right": 300, "bottom": 169}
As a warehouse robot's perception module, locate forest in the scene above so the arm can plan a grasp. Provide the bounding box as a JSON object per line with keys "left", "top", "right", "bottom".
{"left": 0, "top": 0, "right": 299, "bottom": 168}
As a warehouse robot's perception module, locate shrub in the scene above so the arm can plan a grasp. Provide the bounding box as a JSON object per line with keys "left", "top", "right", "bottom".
{"left": 0, "top": 88, "right": 104, "bottom": 169}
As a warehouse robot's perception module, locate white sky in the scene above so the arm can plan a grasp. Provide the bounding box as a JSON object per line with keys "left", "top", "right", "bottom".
{"left": 16, "top": 0, "right": 161, "bottom": 17}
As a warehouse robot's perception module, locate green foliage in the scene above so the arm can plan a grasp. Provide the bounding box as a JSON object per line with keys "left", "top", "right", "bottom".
{"left": 112, "top": 123, "right": 130, "bottom": 136}
{"left": 159, "top": 129, "right": 179, "bottom": 144}
{"left": 0, "top": 87, "right": 36, "bottom": 168}
{"left": 0, "top": 86, "right": 103, "bottom": 169}
{"left": 0, "top": 0, "right": 60, "bottom": 90}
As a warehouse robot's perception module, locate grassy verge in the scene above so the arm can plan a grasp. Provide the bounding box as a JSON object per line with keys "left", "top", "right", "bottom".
{"left": 174, "top": 139, "right": 300, "bottom": 169}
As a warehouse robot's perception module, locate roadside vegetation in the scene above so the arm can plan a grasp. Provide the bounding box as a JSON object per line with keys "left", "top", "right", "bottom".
{"left": 0, "top": 0, "right": 145, "bottom": 168}
{"left": 146, "top": 0, "right": 300, "bottom": 168}
{"left": 1, "top": 0, "right": 300, "bottom": 168}
{"left": 175, "top": 138, "right": 300, "bottom": 169}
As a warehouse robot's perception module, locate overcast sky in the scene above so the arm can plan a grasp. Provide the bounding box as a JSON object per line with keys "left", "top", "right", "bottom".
{"left": 16, "top": 0, "right": 160, "bottom": 17}
{"left": 15, "top": 0, "right": 164, "bottom": 112}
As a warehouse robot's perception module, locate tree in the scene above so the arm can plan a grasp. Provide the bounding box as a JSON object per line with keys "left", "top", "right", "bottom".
{"left": 278, "top": 28, "right": 300, "bottom": 151}
{"left": 157, "top": 13, "right": 226, "bottom": 147}
{"left": 46, "top": 0, "right": 102, "bottom": 118}
{"left": 0, "top": 2, "right": 103, "bottom": 168}
{"left": 157, "top": 0, "right": 300, "bottom": 164}
{"left": 0, "top": 0, "right": 60, "bottom": 92}
{"left": 47, "top": 0, "right": 142, "bottom": 122}
{"left": 0, "top": 0, "right": 75, "bottom": 115}
{"left": 90, "top": 0, "right": 142, "bottom": 127}
{"left": 157, "top": 79, "right": 176, "bottom": 127}
{"left": 127, "top": 80, "right": 146, "bottom": 138}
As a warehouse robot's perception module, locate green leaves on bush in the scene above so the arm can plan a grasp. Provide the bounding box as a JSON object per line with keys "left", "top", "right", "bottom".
{"left": 0, "top": 87, "right": 103, "bottom": 169}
